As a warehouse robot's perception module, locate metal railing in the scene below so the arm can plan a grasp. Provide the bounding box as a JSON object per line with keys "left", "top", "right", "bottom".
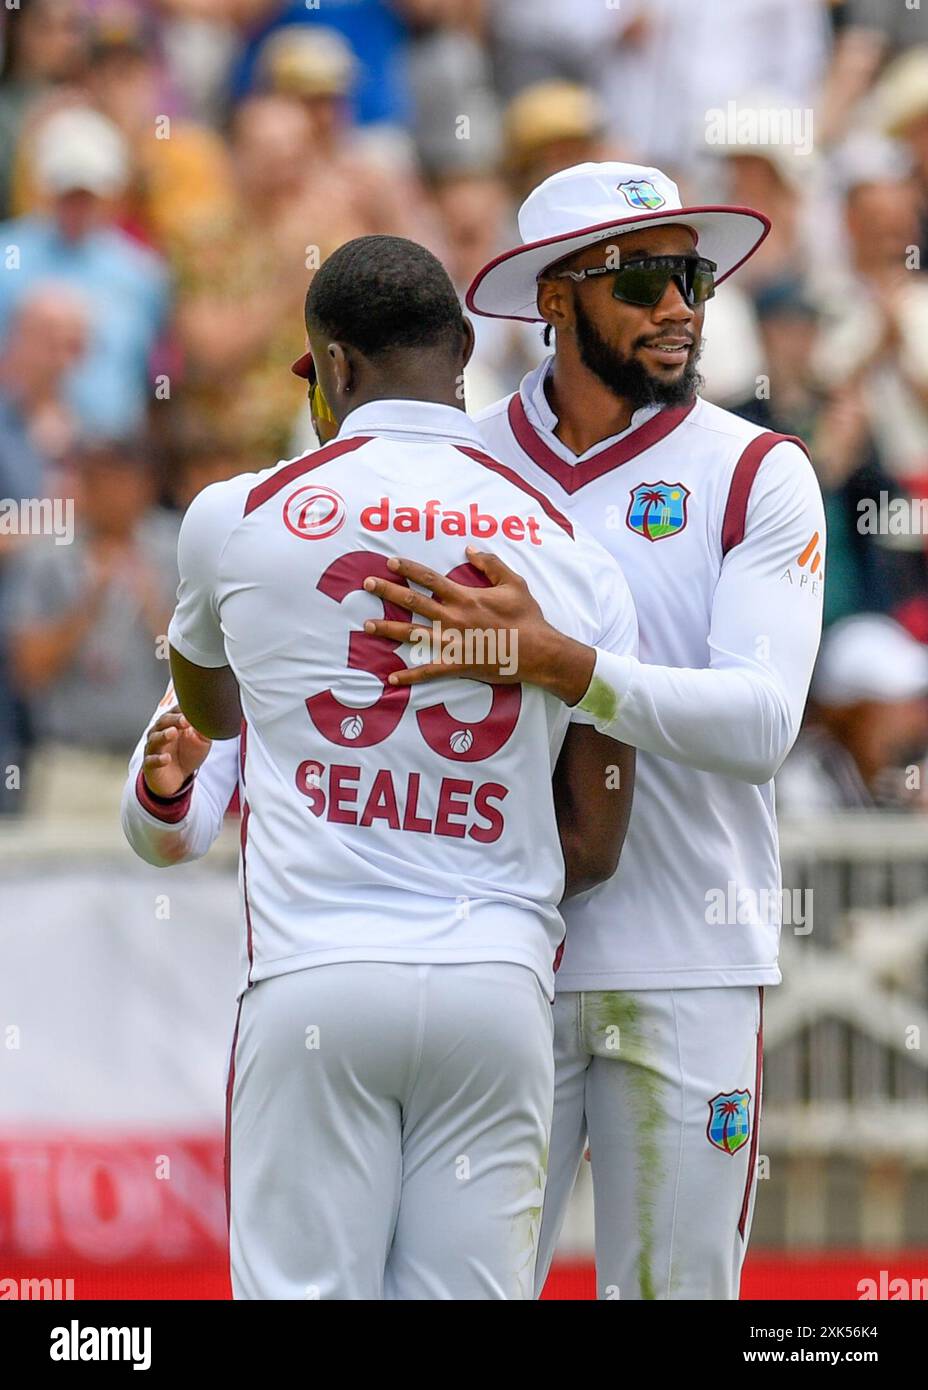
{"left": 557, "top": 815, "right": 928, "bottom": 1253}
{"left": 4, "top": 810, "right": 927, "bottom": 1248}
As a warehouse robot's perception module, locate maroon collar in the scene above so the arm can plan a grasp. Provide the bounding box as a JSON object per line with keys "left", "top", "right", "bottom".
{"left": 507, "top": 391, "right": 696, "bottom": 495}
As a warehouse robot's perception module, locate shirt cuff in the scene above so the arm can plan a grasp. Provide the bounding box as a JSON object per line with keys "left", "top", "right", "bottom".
{"left": 575, "top": 649, "right": 636, "bottom": 732}
{"left": 135, "top": 768, "right": 195, "bottom": 824}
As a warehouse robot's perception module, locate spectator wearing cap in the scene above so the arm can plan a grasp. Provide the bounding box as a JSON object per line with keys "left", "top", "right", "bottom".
{"left": 231, "top": 0, "right": 412, "bottom": 131}
{"left": 0, "top": 0, "right": 89, "bottom": 219}
{"left": 5, "top": 437, "right": 179, "bottom": 818}
{"left": 258, "top": 22, "right": 359, "bottom": 116}
{"left": 0, "top": 106, "right": 169, "bottom": 437}
{"left": 502, "top": 82, "right": 608, "bottom": 204}
{"left": 254, "top": 25, "right": 434, "bottom": 246}
{"left": 877, "top": 46, "right": 928, "bottom": 266}
{"left": 777, "top": 614, "right": 928, "bottom": 813}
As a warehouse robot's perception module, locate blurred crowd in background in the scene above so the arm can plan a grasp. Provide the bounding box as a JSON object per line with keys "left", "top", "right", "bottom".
{"left": 0, "top": 0, "right": 927, "bottom": 820}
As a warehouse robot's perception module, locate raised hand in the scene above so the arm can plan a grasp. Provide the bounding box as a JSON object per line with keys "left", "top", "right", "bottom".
{"left": 142, "top": 709, "right": 213, "bottom": 798}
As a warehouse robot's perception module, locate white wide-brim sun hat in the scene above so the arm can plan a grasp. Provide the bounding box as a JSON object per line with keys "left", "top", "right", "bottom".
{"left": 466, "top": 161, "right": 770, "bottom": 322}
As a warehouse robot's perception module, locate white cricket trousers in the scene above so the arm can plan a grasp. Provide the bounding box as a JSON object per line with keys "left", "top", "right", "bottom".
{"left": 534, "top": 986, "right": 764, "bottom": 1300}
{"left": 227, "top": 960, "right": 554, "bottom": 1300}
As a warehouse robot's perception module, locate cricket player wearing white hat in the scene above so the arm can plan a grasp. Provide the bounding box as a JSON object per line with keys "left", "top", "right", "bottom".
{"left": 359, "top": 160, "right": 827, "bottom": 1300}
{"left": 119, "top": 162, "right": 825, "bottom": 1300}
{"left": 467, "top": 160, "right": 769, "bottom": 322}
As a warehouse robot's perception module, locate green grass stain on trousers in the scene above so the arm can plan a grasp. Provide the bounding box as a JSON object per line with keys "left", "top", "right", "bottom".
{"left": 588, "top": 991, "right": 665, "bottom": 1301}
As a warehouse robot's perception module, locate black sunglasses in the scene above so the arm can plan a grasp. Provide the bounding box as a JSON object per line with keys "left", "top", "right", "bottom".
{"left": 552, "top": 254, "right": 717, "bottom": 307}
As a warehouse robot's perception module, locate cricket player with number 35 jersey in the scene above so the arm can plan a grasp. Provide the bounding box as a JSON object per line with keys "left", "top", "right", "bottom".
{"left": 127, "top": 236, "right": 638, "bottom": 1300}
{"left": 123, "top": 161, "right": 825, "bottom": 1301}
{"left": 360, "top": 161, "right": 825, "bottom": 1300}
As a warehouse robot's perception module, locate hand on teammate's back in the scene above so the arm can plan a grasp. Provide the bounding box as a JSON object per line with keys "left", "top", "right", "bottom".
{"left": 362, "top": 546, "right": 596, "bottom": 705}
{"left": 142, "top": 710, "right": 212, "bottom": 798}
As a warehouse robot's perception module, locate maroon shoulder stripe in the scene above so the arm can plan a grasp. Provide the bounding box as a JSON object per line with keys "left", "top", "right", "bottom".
{"left": 721, "top": 431, "right": 811, "bottom": 556}
{"left": 243, "top": 436, "right": 370, "bottom": 516}
{"left": 455, "top": 443, "right": 573, "bottom": 538}
{"left": 507, "top": 392, "right": 696, "bottom": 496}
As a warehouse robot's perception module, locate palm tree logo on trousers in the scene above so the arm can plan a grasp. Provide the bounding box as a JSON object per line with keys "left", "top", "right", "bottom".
{"left": 707, "top": 1091, "right": 752, "bottom": 1154}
